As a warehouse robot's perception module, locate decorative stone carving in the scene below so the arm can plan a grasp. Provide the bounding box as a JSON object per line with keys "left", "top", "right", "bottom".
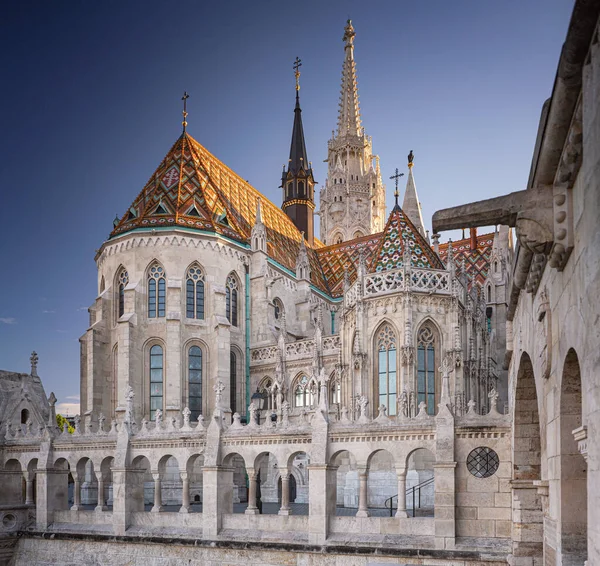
{"left": 181, "top": 407, "right": 192, "bottom": 431}
{"left": 357, "top": 395, "right": 370, "bottom": 424}
{"left": 572, "top": 425, "right": 588, "bottom": 462}
{"left": 154, "top": 409, "right": 163, "bottom": 430}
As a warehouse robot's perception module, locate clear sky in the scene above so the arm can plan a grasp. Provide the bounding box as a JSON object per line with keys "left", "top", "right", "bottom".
{"left": 0, "top": 0, "right": 574, "bottom": 415}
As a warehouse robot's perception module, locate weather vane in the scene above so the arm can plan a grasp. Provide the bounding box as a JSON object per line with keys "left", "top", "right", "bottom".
{"left": 390, "top": 168, "right": 404, "bottom": 205}
{"left": 293, "top": 57, "right": 302, "bottom": 92}
{"left": 181, "top": 91, "right": 190, "bottom": 133}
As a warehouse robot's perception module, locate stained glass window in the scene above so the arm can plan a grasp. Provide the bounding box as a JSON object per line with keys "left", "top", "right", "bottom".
{"left": 148, "top": 263, "right": 165, "bottom": 318}
{"left": 294, "top": 375, "right": 315, "bottom": 408}
{"left": 226, "top": 274, "right": 239, "bottom": 326}
{"left": 230, "top": 351, "right": 237, "bottom": 414}
{"left": 149, "top": 345, "right": 163, "bottom": 420}
{"left": 377, "top": 325, "right": 397, "bottom": 416}
{"left": 188, "top": 346, "right": 202, "bottom": 421}
{"left": 117, "top": 269, "right": 129, "bottom": 318}
{"left": 186, "top": 265, "right": 205, "bottom": 319}
{"left": 417, "top": 326, "right": 436, "bottom": 415}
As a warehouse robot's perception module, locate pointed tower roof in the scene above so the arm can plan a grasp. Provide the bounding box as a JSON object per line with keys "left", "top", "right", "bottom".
{"left": 370, "top": 200, "right": 444, "bottom": 272}
{"left": 402, "top": 150, "right": 426, "bottom": 237}
{"left": 288, "top": 92, "right": 310, "bottom": 175}
{"left": 337, "top": 19, "right": 362, "bottom": 137}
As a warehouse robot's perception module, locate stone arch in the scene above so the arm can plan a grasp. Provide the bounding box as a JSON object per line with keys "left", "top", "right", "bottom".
{"left": 53, "top": 457, "right": 72, "bottom": 510}
{"left": 222, "top": 452, "right": 248, "bottom": 510}
{"left": 331, "top": 449, "right": 359, "bottom": 514}
{"left": 1, "top": 459, "right": 23, "bottom": 506}
{"left": 292, "top": 372, "right": 317, "bottom": 409}
{"left": 185, "top": 453, "right": 204, "bottom": 507}
{"left": 559, "top": 348, "right": 587, "bottom": 564}
{"left": 131, "top": 455, "right": 152, "bottom": 510}
{"left": 366, "top": 449, "right": 396, "bottom": 509}
{"left": 405, "top": 447, "right": 435, "bottom": 516}
{"left": 511, "top": 351, "right": 543, "bottom": 561}
{"left": 97, "top": 456, "right": 114, "bottom": 510}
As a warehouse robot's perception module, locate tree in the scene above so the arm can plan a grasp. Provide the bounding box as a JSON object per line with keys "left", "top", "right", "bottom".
{"left": 56, "top": 414, "right": 74, "bottom": 434}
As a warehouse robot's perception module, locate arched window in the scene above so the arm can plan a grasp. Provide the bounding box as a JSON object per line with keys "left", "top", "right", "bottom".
{"left": 487, "top": 285, "right": 492, "bottom": 303}
{"left": 147, "top": 263, "right": 166, "bottom": 318}
{"left": 353, "top": 231, "right": 364, "bottom": 239}
{"left": 226, "top": 274, "right": 239, "bottom": 326}
{"left": 100, "top": 276, "right": 105, "bottom": 294}
{"left": 294, "top": 375, "right": 316, "bottom": 408}
{"left": 273, "top": 298, "right": 283, "bottom": 321}
{"left": 117, "top": 269, "right": 129, "bottom": 319}
{"left": 417, "top": 326, "right": 436, "bottom": 415}
{"left": 21, "top": 409, "right": 29, "bottom": 424}
{"left": 334, "top": 234, "right": 343, "bottom": 245}
{"left": 494, "top": 261, "right": 498, "bottom": 273}
{"left": 149, "top": 345, "right": 163, "bottom": 419}
{"left": 186, "top": 264, "right": 205, "bottom": 319}
{"left": 230, "top": 351, "right": 237, "bottom": 414}
{"left": 377, "top": 325, "right": 397, "bottom": 416}
{"left": 298, "top": 181, "right": 305, "bottom": 197}
{"left": 330, "top": 379, "right": 341, "bottom": 405}
{"left": 188, "top": 346, "right": 202, "bottom": 421}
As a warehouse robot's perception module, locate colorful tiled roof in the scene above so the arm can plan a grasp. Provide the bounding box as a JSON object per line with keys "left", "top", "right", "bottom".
{"left": 438, "top": 233, "right": 494, "bottom": 289}
{"left": 111, "top": 133, "right": 329, "bottom": 293}
{"left": 317, "top": 233, "right": 382, "bottom": 297}
{"left": 370, "top": 204, "right": 445, "bottom": 272}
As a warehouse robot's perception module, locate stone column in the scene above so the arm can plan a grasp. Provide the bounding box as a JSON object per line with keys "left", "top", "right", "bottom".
{"left": 307, "top": 464, "right": 336, "bottom": 545}
{"left": 180, "top": 471, "right": 190, "bottom": 513}
{"left": 111, "top": 467, "right": 145, "bottom": 535}
{"left": 35, "top": 468, "right": 69, "bottom": 529}
{"left": 202, "top": 466, "right": 234, "bottom": 539}
{"left": 395, "top": 469, "right": 408, "bottom": 518}
{"left": 245, "top": 468, "right": 259, "bottom": 515}
{"left": 24, "top": 473, "right": 35, "bottom": 506}
{"left": 355, "top": 469, "right": 370, "bottom": 517}
{"left": 71, "top": 476, "right": 81, "bottom": 511}
{"left": 508, "top": 479, "right": 543, "bottom": 565}
{"left": 95, "top": 476, "right": 107, "bottom": 511}
{"left": 278, "top": 473, "right": 291, "bottom": 515}
{"left": 151, "top": 472, "right": 163, "bottom": 512}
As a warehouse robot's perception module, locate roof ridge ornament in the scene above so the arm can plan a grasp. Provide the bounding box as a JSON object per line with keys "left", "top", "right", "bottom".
{"left": 181, "top": 91, "right": 189, "bottom": 133}
{"left": 293, "top": 57, "right": 302, "bottom": 93}
{"left": 389, "top": 168, "right": 404, "bottom": 208}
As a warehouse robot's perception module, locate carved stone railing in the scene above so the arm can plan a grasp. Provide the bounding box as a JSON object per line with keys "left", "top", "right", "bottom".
{"left": 250, "top": 335, "right": 341, "bottom": 366}
{"left": 286, "top": 339, "right": 314, "bottom": 358}
{"left": 345, "top": 280, "right": 359, "bottom": 308}
{"left": 363, "top": 267, "right": 451, "bottom": 299}
{"left": 323, "top": 335, "right": 341, "bottom": 351}
{"left": 250, "top": 346, "right": 277, "bottom": 363}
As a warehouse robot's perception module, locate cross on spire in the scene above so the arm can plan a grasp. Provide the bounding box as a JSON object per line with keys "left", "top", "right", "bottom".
{"left": 390, "top": 168, "right": 404, "bottom": 206}
{"left": 293, "top": 57, "right": 302, "bottom": 92}
{"left": 181, "top": 91, "right": 189, "bottom": 133}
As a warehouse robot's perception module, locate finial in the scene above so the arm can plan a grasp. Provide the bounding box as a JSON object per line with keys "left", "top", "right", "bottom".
{"left": 30, "top": 351, "right": 39, "bottom": 376}
{"left": 408, "top": 150, "right": 414, "bottom": 168}
{"left": 343, "top": 19, "right": 355, "bottom": 45}
{"left": 389, "top": 168, "right": 404, "bottom": 207}
{"left": 181, "top": 91, "right": 190, "bottom": 133}
{"left": 293, "top": 57, "right": 302, "bottom": 92}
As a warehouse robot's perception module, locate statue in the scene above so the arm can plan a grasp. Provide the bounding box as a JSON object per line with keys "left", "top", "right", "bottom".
{"left": 98, "top": 413, "right": 106, "bottom": 433}
{"left": 408, "top": 150, "right": 414, "bottom": 165}
{"left": 182, "top": 407, "right": 191, "bottom": 429}
{"left": 358, "top": 395, "right": 369, "bottom": 423}
{"left": 30, "top": 351, "right": 39, "bottom": 376}
{"left": 213, "top": 380, "right": 225, "bottom": 407}
{"left": 124, "top": 385, "right": 135, "bottom": 427}
{"left": 399, "top": 390, "right": 409, "bottom": 418}
{"left": 248, "top": 402, "right": 258, "bottom": 427}
{"left": 154, "top": 408, "right": 163, "bottom": 430}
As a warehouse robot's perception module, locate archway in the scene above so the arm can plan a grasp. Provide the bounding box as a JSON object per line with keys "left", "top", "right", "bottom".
{"left": 406, "top": 448, "right": 435, "bottom": 517}
{"left": 131, "top": 455, "right": 152, "bottom": 511}
{"left": 367, "top": 449, "right": 396, "bottom": 514}
{"left": 158, "top": 455, "right": 181, "bottom": 511}
{"left": 331, "top": 450, "right": 359, "bottom": 516}
{"left": 222, "top": 452, "right": 248, "bottom": 513}
{"left": 559, "top": 349, "right": 587, "bottom": 564}
{"left": 511, "top": 352, "right": 543, "bottom": 561}
{"left": 186, "top": 454, "right": 204, "bottom": 513}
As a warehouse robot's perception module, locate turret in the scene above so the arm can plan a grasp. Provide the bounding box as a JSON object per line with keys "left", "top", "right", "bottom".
{"left": 281, "top": 57, "right": 316, "bottom": 245}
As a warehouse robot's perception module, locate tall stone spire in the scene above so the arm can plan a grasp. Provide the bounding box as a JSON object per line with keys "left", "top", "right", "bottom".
{"left": 319, "top": 21, "right": 386, "bottom": 245}
{"left": 337, "top": 20, "right": 362, "bottom": 137}
{"left": 402, "top": 150, "right": 426, "bottom": 237}
{"left": 281, "top": 57, "right": 316, "bottom": 245}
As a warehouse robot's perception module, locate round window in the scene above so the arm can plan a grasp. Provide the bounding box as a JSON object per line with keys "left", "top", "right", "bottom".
{"left": 467, "top": 447, "right": 499, "bottom": 478}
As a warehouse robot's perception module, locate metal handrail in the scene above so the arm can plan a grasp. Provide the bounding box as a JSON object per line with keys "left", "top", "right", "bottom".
{"left": 385, "top": 476, "right": 434, "bottom": 517}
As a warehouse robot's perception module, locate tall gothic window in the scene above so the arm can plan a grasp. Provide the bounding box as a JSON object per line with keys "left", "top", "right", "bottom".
{"left": 259, "top": 378, "right": 273, "bottom": 410}
{"left": 117, "top": 268, "right": 129, "bottom": 319}
{"left": 149, "top": 345, "right": 164, "bottom": 420}
{"left": 230, "top": 351, "right": 237, "bottom": 414}
{"left": 147, "top": 263, "right": 166, "bottom": 318}
{"left": 417, "top": 326, "right": 436, "bottom": 415}
{"left": 226, "top": 274, "right": 239, "bottom": 326}
{"left": 188, "top": 346, "right": 202, "bottom": 421}
{"left": 377, "top": 324, "right": 397, "bottom": 416}
{"left": 294, "top": 375, "right": 316, "bottom": 408}
{"left": 186, "top": 264, "right": 205, "bottom": 319}
{"left": 330, "top": 379, "right": 341, "bottom": 405}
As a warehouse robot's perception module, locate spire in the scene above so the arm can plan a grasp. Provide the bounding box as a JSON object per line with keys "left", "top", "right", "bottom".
{"left": 402, "top": 150, "right": 426, "bottom": 237}
{"left": 282, "top": 57, "right": 315, "bottom": 244}
{"left": 181, "top": 91, "right": 189, "bottom": 133}
{"left": 337, "top": 20, "right": 362, "bottom": 137}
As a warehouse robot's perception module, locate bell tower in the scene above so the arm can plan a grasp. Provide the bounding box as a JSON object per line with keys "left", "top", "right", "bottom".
{"left": 319, "top": 20, "right": 386, "bottom": 245}
{"left": 281, "top": 57, "right": 316, "bottom": 245}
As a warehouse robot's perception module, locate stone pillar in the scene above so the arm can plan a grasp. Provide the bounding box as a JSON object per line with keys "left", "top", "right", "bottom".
{"left": 279, "top": 473, "right": 291, "bottom": 515}
{"left": 395, "top": 469, "right": 408, "bottom": 518}
{"left": 36, "top": 468, "right": 69, "bottom": 529}
{"left": 508, "top": 479, "right": 543, "bottom": 566}
{"left": 356, "top": 469, "right": 370, "bottom": 517}
{"left": 24, "top": 473, "right": 34, "bottom": 506}
{"left": 202, "top": 466, "right": 234, "bottom": 539}
{"left": 112, "top": 468, "right": 145, "bottom": 536}
{"left": 307, "top": 464, "right": 336, "bottom": 545}
{"left": 95, "top": 476, "right": 107, "bottom": 511}
{"left": 71, "top": 477, "right": 81, "bottom": 511}
{"left": 151, "top": 472, "right": 163, "bottom": 513}
{"left": 245, "top": 468, "right": 259, "bottom": 515}
{"left": 179, "top": 472, "right": 190, "bottom": 513}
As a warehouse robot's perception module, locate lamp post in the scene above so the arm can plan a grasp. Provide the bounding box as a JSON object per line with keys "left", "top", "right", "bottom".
{"left": 251, "top": 388, "right": 267, "bottom": 425}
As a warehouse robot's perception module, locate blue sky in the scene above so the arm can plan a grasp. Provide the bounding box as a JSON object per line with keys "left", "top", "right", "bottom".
{"left": 0, "top": 0, "right": 574, "bottom": 414}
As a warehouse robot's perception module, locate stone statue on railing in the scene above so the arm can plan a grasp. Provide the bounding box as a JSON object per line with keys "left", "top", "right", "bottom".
{"left": 154, "top": 409, "right": 163, "bottom": 431}
{"left": 357, "top": 395, "right": 370, "bottom": 424}
{"left": 124, "top": 385, "right": 135, "bottom": 431}
{"left": 281, "top": 401, "right": 290, "bottom": 427}
{"left": 399, "top": 390, "right": 409, "bottom": 419}
{"left": 230, "top": 412, "right": 242, "bottom": 429}
{"left": 340, "top": 406, "right": 350, "bottom": 423}
{"left": 467, "top": 399, "right": 476, "bottom": 415}
{"left": 488, "top": 388, "right": 500, "bottom": 416}
{"left": 416, "top": 401, "right": 428, "bottom": 419}
{"left": 47, "top": 392, "right": 57, "bottom": 429}
{"left": 73, "top": 414, "right": 81, "bottom": 435}
{"left": 98, "top": 413, "right": 106, "bottom": 434}
{"left": 375, "top": 404, "right": 390, "bottom": 425}
{"left": 247, "top": 402, "right": 258, "bottom": 428}
{"left": 181, "top": 407, "right": 192, "bottom": 431}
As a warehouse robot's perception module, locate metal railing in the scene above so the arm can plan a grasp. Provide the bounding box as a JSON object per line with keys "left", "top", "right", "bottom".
{"left": 385, "top": 476, "right": 434, "bottom": 517}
